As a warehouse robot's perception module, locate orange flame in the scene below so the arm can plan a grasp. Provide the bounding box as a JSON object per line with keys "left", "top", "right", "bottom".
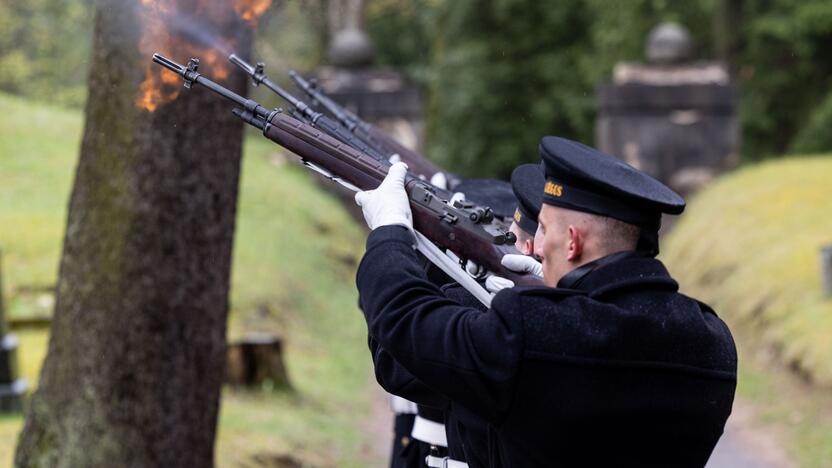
{"left": 235, "top": 0, "right": 272, "bottom": 27}
{"left": 135, "top": 0, "right": 272, "bottom": 112}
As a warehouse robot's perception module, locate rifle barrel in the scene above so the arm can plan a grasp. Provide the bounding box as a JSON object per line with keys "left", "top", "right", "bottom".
{"left": 152, "top": 53, "right": 185, "bottom": 74}
{"left": 229, "top": 54, "right": 303, "bottom": 110}
{"left": 230, "top": 54, "right": 396, "bottom": 164}
{"left": 153, "top": 53, "right": 269, "bottom": 119}
{"left": 150, "top": 53, "right": 536, "bottom": 286}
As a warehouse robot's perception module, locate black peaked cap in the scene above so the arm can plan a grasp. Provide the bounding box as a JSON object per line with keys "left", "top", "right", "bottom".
{"left": 539, "top": 136, "right": 685, "bottom": 227}
{"left": 510, "top": 164, "right": 545, "bottom": 236}
{"left": 454, "top": 178, "right": 516, "bottom": 220}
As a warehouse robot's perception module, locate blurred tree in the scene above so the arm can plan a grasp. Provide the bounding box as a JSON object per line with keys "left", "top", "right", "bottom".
{"left": 425, "top": 0, "right": 596, "bottom": 179}
{"left": 250, "top": 0, "right": 327, "bottom": 103}
{"left": 714, "top": 0, "right": 743, "bottom": 78}
{"left": 0, "top": 0, "right": 94, "bottom": 108}
{"left": 365, "top": 0, "right": 438, "bottom": 82}
{"left": 737, "top": 0, "right": 832, "bottom": 158}
{"left": 584, "top": 0, "right": 713, "bottom": 84}
{"left": 14, "top": 0, "right": 251, "bottom": 465}
{"left": 423, "top": 0, "right": 717, "bottom": 178}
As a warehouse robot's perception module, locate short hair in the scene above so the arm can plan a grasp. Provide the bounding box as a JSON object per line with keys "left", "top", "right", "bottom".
{"left": 560, "top": 209, "right": 640, "bottom": 252}
{"left": 593, "top": 214, "right": 640, "bottom": 252}
{"left": 515, "top": 228, "right": 534, "bottom": 245}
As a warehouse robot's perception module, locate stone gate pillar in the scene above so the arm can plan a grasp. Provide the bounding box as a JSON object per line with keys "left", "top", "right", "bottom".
{"left": 313, "top": 17, "right": 423, "bottom": 152}
{"left": 596, "top": 23, "right": 740, "bottom": 197}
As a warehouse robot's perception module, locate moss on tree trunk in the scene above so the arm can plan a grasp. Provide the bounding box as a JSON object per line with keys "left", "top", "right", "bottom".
{"left": 15, "top": 0, "right": 253, "bottom": 466}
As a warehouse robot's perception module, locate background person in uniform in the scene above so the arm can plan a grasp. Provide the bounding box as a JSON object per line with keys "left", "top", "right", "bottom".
{"left": 508, "top": 163, "right": 544, "bottom": 256}
{"left": 376, "top": 163, "right": 547, "bottom": 467}
{"left": 384, "top": 178, "right": 518, "bottom": 468}
{"left": 354, "top": 136, "right": 737, "bottom": 467}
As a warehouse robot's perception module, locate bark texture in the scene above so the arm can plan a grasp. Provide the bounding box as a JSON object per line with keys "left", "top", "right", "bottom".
{"left": 15, "top": 0, "right": 252, "bottom": 466}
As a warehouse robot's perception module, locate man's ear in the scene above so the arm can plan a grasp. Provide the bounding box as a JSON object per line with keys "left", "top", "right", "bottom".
{"left": 533, "top": 225, "right": 545, "bottom": 259}
{"left": 567, "top": 225, "right": 583, "bottom": 261}
{"left": 523, "top": 238, "right": 534, "bottom": 256}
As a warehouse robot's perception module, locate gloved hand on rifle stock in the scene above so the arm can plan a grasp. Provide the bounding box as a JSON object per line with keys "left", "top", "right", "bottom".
{"left": 485, "top": 255, "right": 543, "bottom": 293}
{"left": 355, "top": 162, "right": 413, "bottom": 230}
{"left": 355, "top": 162, "right": 542, "bottom": 295}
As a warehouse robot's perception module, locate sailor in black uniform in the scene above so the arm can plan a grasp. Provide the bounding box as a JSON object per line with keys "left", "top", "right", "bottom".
{"left": 355, "top": 136, "right": 737, "bottom": 467}
{"left": 386, "top": 178, "right": 518, "bottom": 468}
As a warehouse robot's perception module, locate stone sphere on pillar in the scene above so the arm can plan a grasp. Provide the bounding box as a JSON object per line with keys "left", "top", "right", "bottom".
{"left": 328, "top": 28, "right": 375, "bottom": 68}
{"left": 646, "top": 22, "right": 693, "bottom": 65}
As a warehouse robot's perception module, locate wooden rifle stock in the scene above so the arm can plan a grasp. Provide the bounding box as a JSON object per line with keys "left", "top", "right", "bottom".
{"left": 264, "top": 112, "right": 543, "bottom": 287}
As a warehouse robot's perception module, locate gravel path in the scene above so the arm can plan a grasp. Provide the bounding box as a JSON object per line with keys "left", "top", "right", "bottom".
{"left": 707, "top": 399, "right": 795, "bottom": 468}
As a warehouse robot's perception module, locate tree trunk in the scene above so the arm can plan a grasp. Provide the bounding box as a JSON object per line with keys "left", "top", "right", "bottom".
{"left": 713, "top": 0, "right": 743, "bottom": 79}
{"left": 15, "top": 0, "right": 254, "bottom": 466}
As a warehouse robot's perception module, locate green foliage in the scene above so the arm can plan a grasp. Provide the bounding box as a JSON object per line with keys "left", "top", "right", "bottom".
{"left": 5, "top": 0, "right": 832, "bottom": 163}
{"left": 250, "top": 1, "right": 326, "bottom": 96}
{"left": 738, "top": 0, "right": 832, "bottom": 159}
{"left": 0, "top": 1, "right": 326, "bottom": 110}
{"left": 365, "top": 0, "right": 439, "bottom": 83}
{"left": 425, "top": 0, "right": 596, "bottom": 179}
{"left": 790, "top": 90, "right": 832, "bottom": 154}
{"left": 0, "top": 0, "right": 94, "bottom": 108}
{"left": 584, "top": 0, "right": 714, "bottom": 83}
{"left": 424, "top": 0, "right": 717, "bottom": 179}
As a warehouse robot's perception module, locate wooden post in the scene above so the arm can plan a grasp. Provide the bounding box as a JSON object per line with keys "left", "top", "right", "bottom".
{"left": 821, "top": 244, "right": 832, "bottom": 298}
{"left": 0, "top": 248, "right": 26, "bottom": 412}
{"left": 226, "top": 333, "right": 291, "bottom": 390}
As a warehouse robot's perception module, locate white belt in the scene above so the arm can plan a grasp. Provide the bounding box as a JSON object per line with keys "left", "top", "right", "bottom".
{"left": 426, "top": 455, "right": 468, "bottom": 468}
{"left": 389, "top": 395, "right": 418, "bottom": 414}
{"left": 411, "top": 415, "right": 447, "bottom": 447}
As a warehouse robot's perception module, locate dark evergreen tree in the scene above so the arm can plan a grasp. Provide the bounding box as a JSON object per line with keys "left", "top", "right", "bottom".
{"left": 738, "top": 0, "right": 832, "bottom": 157}
{"left": 426, "top": 0, "right": 596, "bottom": 179}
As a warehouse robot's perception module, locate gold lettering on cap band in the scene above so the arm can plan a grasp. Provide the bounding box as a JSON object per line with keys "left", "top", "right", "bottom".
{"left": 514, "top": 209, "right": 522, "bottom": 223}
{"left": 544, "top": 181, "right": 563, "bottom": 197}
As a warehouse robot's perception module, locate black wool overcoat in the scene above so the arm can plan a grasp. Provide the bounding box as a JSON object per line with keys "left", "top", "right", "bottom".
{"left": 357, "top": 226, "right": 737, "bottom": 468}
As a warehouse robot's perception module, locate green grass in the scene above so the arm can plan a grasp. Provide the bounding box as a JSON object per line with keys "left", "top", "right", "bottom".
{"left": 0, "top": 92, "right": 384, "bottom": 466}
{"left": 661, "top": 156, "right": 832, "bottom": 466}
{"left": 729, "top": 334, "right": 832, "bottom": 467}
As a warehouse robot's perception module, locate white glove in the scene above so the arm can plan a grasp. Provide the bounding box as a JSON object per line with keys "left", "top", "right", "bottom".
{"left": 485, "top": 275, "right": 515, "bottom": 293}
{"left": 430, "top": 172, "right": 448, "bottom": 190}
{"left": 484, "top": 254, "right": 544, "bottom": 293}
{"left": 444, "top": 250, "right": 485, "bottom": 278}
{"left": 501, "top": 254, "right": 544, "bottom": 277}
{"left": 354, "top": 162, "right": 413, "bottom": 230}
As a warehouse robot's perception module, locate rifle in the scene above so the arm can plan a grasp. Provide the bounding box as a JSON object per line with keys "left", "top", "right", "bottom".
{"left": 228, "top": 54, "right": 390, "bottom": 167}
{"left": 152, "top": 54, "right": 542, "bottom": 301}
{"left": 288, "top": 70, "right": 446, "bottom": 182}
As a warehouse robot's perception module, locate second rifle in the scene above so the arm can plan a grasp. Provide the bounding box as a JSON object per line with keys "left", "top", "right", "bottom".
{"left": 152, "top": 53, "right": 541, "bottom": 290}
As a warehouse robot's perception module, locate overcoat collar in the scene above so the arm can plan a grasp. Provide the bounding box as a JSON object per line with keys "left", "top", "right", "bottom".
{"left": 561, "top": 251, "right": 679, "bottom": 299}
{"left": 510, "top": 252, "right": 678, "bottom": 300}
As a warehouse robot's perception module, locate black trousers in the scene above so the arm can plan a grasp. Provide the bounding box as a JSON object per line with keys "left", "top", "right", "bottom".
{"left": 389, "top": 414, "right": 433, "bottom": 468}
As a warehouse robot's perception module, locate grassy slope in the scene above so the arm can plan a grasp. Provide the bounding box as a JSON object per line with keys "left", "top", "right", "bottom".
{"left": 0, "top": 93, "right": 383, "bottom": 466}
{"left": 661, "top": 156, "right": 832, "bottom": 466}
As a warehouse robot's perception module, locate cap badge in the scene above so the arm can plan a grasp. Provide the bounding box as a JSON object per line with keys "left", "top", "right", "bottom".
{"left": 544, "top": 181, "right": 563, "bottom": 197}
